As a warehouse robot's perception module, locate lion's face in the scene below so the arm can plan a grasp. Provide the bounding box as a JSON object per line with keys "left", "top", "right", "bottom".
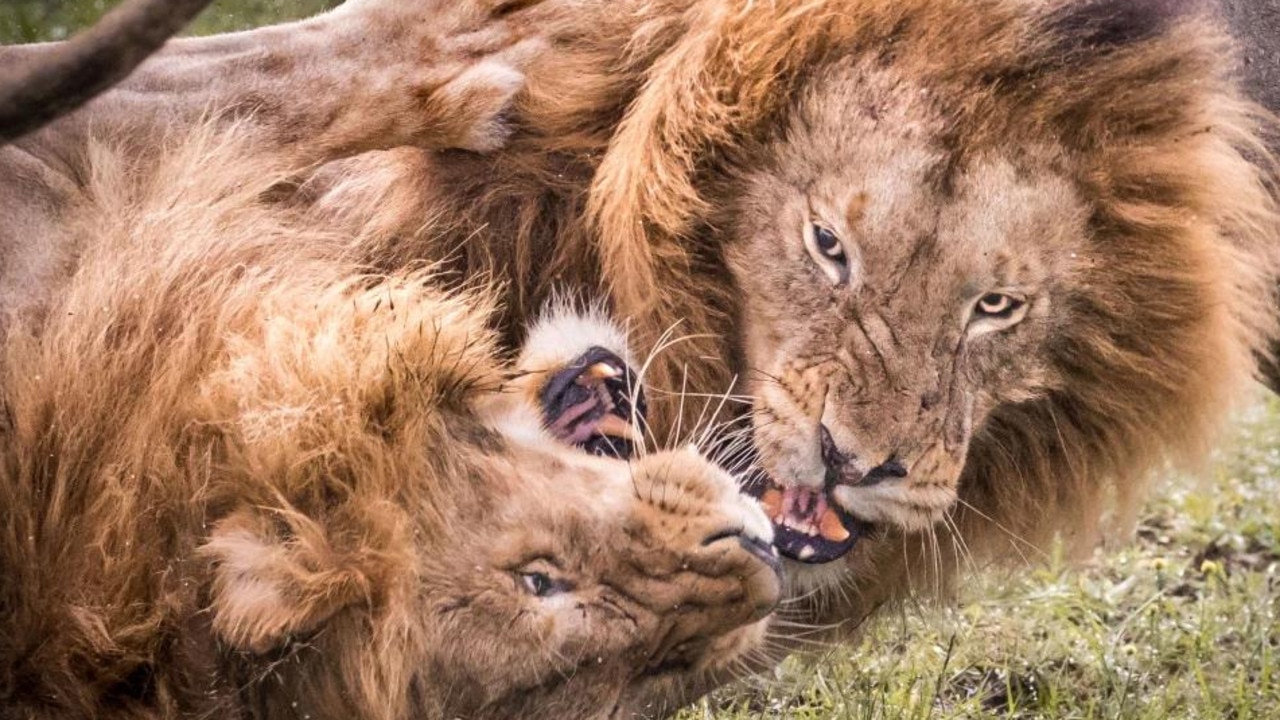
{"left": 723, "top": 63, "right": 1088, "bottom": 565}
{"left": 419, "top": 438, "right": 779, "bottom": 719}
{"left": 197, "top": 291, "right": 780, "bottom": 719}
{"left": 205, "top": 353, "right": 778, "bottom": 720}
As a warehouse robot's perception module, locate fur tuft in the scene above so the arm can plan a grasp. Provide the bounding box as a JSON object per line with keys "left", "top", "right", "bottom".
{"left": 519, "top": 296, "right": 633, "bottom": 371}
{"left": 1045, "top": 0, "right": 1207, "bottom": 53}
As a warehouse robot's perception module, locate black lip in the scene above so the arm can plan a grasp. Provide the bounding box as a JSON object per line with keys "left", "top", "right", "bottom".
{"left": 539, "top": 345, "right": 646, "bottom": 460}
{"left": 739, "top": 533, "right": 783, "bottom": 574}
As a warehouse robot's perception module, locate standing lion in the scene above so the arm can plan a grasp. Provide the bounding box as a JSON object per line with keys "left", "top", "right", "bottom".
{"left": 2, "top": 0, "right": 1279, "bottom": 715}
{"left": 299, "top": 0, "right": 1280, "bottom": 615}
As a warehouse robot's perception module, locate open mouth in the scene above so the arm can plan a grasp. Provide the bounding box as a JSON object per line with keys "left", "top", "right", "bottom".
{"left": 743, "top": 474, "right": 869, "bottom": 564}
{"left": 542, "top": 353, "right": 867, "bottom": 564}
{"left": 540, "top": 346, "right": 646, "bottom": 459}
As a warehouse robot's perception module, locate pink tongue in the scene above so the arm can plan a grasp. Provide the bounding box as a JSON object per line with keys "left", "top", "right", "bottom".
{"left": 548, "top": 397, "right": 600, "bottom": 442}
{"left": 782, "top": 485, "right": 828, "bottom": 524}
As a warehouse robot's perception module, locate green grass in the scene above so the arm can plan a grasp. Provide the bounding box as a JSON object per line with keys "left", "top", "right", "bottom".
{"left": 680, "top": 393, "right": 1280, "bottom": 719}
{"left": 0, "top": 0, "right": 338, "bottom": 43}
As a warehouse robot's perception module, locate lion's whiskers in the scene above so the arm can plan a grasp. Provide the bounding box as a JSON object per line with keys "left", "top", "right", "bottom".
{"left": 953, "top": 496, "right": 1046, "bottom": 564}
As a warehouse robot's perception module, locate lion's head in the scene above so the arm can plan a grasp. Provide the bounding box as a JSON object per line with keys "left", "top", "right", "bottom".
{"left": 723, "top": 59, "right": 1145, "bottom": 560}
{"left": 207, "top": 397, "right": 779, "bottom": 720}
{"left": 0, "top": 129, "right": 780, "bottom": 719}
{"left": 576, "top": 0, "right": 1280, "bottom": 588}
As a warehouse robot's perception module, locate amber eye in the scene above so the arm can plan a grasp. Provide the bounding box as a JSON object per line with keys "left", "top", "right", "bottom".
{"left": 519, "top": 571, "right": 569, "bottom": 598}
{"left": 974, "top": 293, "right": 1025, "bottom": 320}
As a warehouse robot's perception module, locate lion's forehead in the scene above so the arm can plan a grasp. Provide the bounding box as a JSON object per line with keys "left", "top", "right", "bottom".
{"left": 785, "top": 70, "right": 1092, "bottom": 301}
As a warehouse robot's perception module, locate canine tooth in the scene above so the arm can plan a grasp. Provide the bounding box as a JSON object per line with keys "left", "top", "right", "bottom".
{"left": 818, "top": 507, "right": 850, "bottom": 542}
{"left": 761, "top": 489, "right": 784, "bottom": 519}
{"left": 798, "top": 545, "right": 816, "bottom": 561}
{"left": 594, "top": 413, "right": 640, "bottom": 441}
{"left": 584, "top": 361, "right": 622, "bottom": 380}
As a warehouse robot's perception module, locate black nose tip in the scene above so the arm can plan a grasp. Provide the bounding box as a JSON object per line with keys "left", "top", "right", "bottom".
{"left": 862, "top": 458, "right": 908, "bottom": 486}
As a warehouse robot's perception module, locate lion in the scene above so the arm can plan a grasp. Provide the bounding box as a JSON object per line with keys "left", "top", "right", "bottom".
{"left": 0, "top": 125, "right": 782, "bottom": 719}
{"left": 4, "top": 0, "right": 1280, "bottom": 714}
{"left": 298, "top": 0, "right": 1280, "bottom": 599}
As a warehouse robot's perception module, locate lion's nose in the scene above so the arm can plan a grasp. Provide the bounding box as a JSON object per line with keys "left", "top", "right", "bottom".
{"left": 701, "top": 528, "right": 781, "bottom": 575}
{"left": 697, "top": 527, "right": 781, "bottom": 621}
{"left": 820, "top": 424, "right": 908, "bottom": 485}
{"left": 861, "top": 457, "right": 908, "bottom": 486}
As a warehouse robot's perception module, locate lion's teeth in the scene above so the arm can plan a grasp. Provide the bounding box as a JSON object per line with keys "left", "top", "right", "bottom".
{"left": 761, "top": 489, "right": 784, "bottom": 519}
{"left": 798, "top": 545, "right": 815, "bottom": 561}
{"left": 583, "top": 361, "right": 622, "bottom": 380}
{"left": 818, "top": 507, "right": 850, "bottom": 542}
{"left": 782, "top": 486, "right": 798, "bottom": 517}
{"left": 594, "top": 413, "right": 639, "bottom": 441}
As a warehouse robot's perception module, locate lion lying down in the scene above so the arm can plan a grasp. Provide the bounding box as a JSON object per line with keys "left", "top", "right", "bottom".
{"left": 0, "top": 129, "right": 780, "bottom": 719}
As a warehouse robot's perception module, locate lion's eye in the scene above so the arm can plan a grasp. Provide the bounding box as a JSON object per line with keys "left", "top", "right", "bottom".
{"left": 813, "top": 225, "right": 844, "bottom": 261}
{"left": 974, "top": 293, "right": 1024, "bottom": 320}
{"left": 804, "top": 223, "right": 849, "bottom": 284}
{"left": 519, "top": 571, "right": 570, "bottom": 598}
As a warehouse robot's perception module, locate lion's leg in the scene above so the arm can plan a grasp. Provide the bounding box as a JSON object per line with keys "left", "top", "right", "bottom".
{"left": 13, "top": 0, "right": 549, "bottom": 168}
{"left": 0, "top": 0, "right": 549, "bottom": 337}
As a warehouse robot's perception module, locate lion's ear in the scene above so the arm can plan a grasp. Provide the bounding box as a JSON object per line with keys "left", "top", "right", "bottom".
{"left": 430, "top": 58, "right": 529, "bottom": 153}
{"left": 201, "top": 505, "right": 406, "bottom": 654}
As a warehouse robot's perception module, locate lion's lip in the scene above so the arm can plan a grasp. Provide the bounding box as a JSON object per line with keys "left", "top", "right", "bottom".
{"left": 743, "top": 474, "right": 867, "bottom": 564}
{"left": 540, "top": 345, "right": 645, "bottom": 459}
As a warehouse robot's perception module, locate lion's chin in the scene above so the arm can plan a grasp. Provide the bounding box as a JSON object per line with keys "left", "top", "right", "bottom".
{"left": 744, "top": 475, "right": 871, "bottom": 564}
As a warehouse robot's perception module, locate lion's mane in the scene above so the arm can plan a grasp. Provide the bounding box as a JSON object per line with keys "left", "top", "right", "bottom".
{"left": 0, "top": 124, "right": 785, "bottom": 718}
{"left": 0, "top": 125, "right": 507, "bottom": 716}
{"left": 312, "top": 0, "right": 1280, "bottom": 618}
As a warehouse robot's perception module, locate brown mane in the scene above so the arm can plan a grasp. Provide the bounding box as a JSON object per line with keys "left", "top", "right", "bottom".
{"left": 309, "top": 0, "right": 1279, "bottom": 611}
{"left": 0, "top": 125, "right": 782, "bottom": 718}
{"left": 1, "top": 0, "right": 1275, "bottom": 711}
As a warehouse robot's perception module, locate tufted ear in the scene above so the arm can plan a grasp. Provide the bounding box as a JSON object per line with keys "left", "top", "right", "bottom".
{"left": 1044, "top": 0, "right": 1207, "bottom": 53}
{"left": 200, "top": 505, "right": 409, "bottom": 654}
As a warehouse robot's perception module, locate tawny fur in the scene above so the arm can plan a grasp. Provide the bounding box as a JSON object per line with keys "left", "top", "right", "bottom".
{"left": 0, "top": 127, "right": 781, "bottom": 719}
{"left": 3, "top": 0, "right": 1279, "bottom": 713}
{"left": 301, "top": 0, "right": 1280, "bottom": 607}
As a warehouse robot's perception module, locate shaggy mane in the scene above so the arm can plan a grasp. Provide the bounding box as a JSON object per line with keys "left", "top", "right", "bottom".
{"left": 315, "top": 0, "right": 1280, "bottom": 598}
{"left": 0, "top": 126, "right": 508, "bottom": 716}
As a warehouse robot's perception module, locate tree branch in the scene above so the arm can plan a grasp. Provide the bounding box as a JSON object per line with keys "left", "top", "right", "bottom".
{"left": 0, "top": 0, "right": 217, "bottom": 145}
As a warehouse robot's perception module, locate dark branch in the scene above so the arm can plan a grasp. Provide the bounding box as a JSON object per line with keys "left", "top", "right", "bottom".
{"left": 0, "top": 0, "right": 217, "bottom": 145}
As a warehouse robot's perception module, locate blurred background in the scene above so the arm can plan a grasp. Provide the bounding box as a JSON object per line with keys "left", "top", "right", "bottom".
{"left": 0, "top": 0, "right": 338, "bottom": 42}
